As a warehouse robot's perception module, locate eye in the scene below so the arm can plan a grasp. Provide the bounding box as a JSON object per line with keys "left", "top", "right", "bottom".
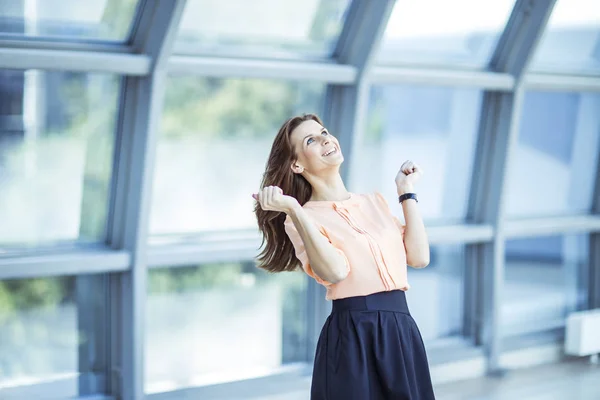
{"left": 322, "top": 131, "right": 329, "bottom": 136}
{"left": 307, "top": 137, "right": 314, "bottom": 145}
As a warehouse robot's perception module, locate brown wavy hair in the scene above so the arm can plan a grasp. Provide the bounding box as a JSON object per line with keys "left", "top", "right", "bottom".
{"left": 254, "top": 114, "right": 323, "bottom": 272}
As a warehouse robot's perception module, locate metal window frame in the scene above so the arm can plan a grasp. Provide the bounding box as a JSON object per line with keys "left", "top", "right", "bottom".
{"left": 3, "top": 0, "right": 600, "bottom": 398}
{"left": 102, "top": 2, "right": 187, "bottom": 399}
{"left": 591, "top": 134, "right": 600, "bottom": 309}
{"left": 466, "top": 0, "right": 557, "bottom": 375}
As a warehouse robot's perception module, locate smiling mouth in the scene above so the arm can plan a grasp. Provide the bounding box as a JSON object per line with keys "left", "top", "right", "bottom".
{"left": 323, "top": 148, "right": 337, "bottom": 157}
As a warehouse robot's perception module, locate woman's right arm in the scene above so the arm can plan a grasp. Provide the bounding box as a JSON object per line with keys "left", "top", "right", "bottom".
{"left": 254, "top": 185, "right": 348, "bottom": 284}
{"left": 286, "top": 204, "right": 349, "bottom": 284}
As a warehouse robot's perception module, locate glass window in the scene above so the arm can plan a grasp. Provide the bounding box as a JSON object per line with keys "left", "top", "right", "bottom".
{"left": 145, "top": 262, "right": 308, "bottom": 393}
{"left": 174, "top": 0, "right": 352, "bottom": 58}
{"left": 0, "top": 274, "right": 107, "bottom": 398}
{"left": 0, "top": 70, "right": 120, "bottom": 251}
{"left": 506, "top": 92, "right": 600, "bottom": 218}
{"left": 378, "top": 0, "right": 516, "bottom": 68}
{"left": 406, "top": 245, "right": 465, "bottom": 342}
{"left": 150, "top": 77, "right": 325, "bottom": 237}
{"left": 530, "top": 0, "right": 600, "bottom": 74}
{"left": 502, "top": 234, "right": 589, "bottom": 336}
{"left": 0, "top": 0, "right": 139, "bottom": 42}
{"left": 357, "top": 85, "right": 482, "bottom": 224}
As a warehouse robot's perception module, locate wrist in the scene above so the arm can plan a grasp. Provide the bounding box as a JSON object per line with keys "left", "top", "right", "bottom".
{"left": 285, "top": 202, "right": 303, "bottom": 216}
{"left": 396, "top": 184, "right": 414, "bottom": 196}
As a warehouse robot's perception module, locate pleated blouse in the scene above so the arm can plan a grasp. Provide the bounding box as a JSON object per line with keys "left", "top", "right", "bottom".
{"left": 284, "top": 192, "right": 410, "bottom": 300}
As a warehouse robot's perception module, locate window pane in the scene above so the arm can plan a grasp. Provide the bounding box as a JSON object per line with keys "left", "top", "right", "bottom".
{"left": 506, "top": 92, "right": 600, "bottom": 218}
{"left": 150, "top": 77, "right": 325, "bottom": 237}
{"left": 0, "top": 274, "right": 107, "bottom": 397}
{"left": 503, "top": 235, "right": 589, "bottom": 336}
{"left": 174, "top": 0, "right": 351, "bottom": 58}
{"left": 378, "top": 0, "right": 516, "bottom": 68}
{"left": 357, "top": 85, "right": 482, "bottom": 224}
{"left": 145, "top": 263, "right": 308, "bottom": 393}
{"left": 0, "top": 70, "right": 119, "bottom": 251}
{"left": 0, "top": 0, "right": 139, "bottom": 42}
{"left": 530, "top": 0, "right": 600, "bottom": 74}
{"left": 406, "top": 245, "right": 465, "bottom": 342}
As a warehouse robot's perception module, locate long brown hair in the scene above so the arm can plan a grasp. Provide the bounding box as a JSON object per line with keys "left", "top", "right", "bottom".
{"left": 254, "top": 114, "right": 323, "bottom": 272}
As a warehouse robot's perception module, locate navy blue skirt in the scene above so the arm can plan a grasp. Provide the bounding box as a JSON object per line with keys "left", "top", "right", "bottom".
{"left": 311, "top": 290, "right": 435, "bottom": 400}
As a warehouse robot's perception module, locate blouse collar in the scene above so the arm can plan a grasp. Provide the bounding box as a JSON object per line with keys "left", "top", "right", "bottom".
{"left": 303, "top": 192, "right": 361, "bottom": 208}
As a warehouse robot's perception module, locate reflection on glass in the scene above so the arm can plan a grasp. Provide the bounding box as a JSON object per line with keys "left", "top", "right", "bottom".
{"left": 530, "top": 0, "right": 600, "bottom": 73}
{"left": 406, "top": 245, "right": 465, "bottom": 342}
{"left": 174, "top": 0, "right": 351, "bottom": 58}
{"left": 506, "top": 92, "right": 600, "bottom": 218}
{"left": 358, "top": 85, "right": 482, "bottom": 224}
{"left": 0, "top": 275, "right": 105, "bottom": 397}
{"left": 0, "top": 0, "right": 139, "bottom": 42}
{"left": 145, "top": 263, "right": 308, "bottom": 393}
{"left": 0, "top": 70, "right": 119, "bottom": 250}
{"left": 502, "top": 235, "right": 589, "bottom": 336}
{"left": 379, "top": 0, "right": 516, "bottom": 67}
{"left": 150, "top": 77, "right": 324, "bottom": 236}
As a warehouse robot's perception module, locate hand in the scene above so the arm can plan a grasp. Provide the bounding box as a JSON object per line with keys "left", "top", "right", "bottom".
{"left": 252, "top": 186, "right": 300, "bottom": 214}
{"left": 395, "top": 160, "right": 423, "bottom": 195}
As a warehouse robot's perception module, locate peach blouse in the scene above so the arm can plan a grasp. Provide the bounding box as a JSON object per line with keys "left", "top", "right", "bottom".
{"left": 284, "top": 192, "right": 410, "bottom": 300}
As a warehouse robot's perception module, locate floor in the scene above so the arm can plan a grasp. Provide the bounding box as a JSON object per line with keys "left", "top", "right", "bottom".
{"left": 256, "top": 359, "right": 600, "bottom": 400}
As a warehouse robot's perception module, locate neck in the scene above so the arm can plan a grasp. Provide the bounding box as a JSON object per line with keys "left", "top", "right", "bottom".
{"left": 306, "top": 172, "right": 350, "bottom": 201}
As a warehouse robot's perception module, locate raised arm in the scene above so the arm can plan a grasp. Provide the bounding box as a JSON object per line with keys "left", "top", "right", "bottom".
{"left": 285, "top": 205, "right": 349, "bottom": 283}
{"left": 395, "top": 161, "right": 430, "bottom": 268}
{"left": 254, "top": 186, "right": 349, "bottom": 284}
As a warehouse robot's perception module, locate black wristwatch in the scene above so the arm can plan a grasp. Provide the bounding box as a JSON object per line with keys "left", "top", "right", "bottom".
{"left": 398, "top": 193, "right": 418, "bottom": 204}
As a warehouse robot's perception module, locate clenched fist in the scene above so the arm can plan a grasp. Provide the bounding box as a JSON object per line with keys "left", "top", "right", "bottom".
{"left": 395, "top": 160, "right": 423, "bottom": 195}
{"left": 252, "top": 186, "right": 300, "bottom": 214}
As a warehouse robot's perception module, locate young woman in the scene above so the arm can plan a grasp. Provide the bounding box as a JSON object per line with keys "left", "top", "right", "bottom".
{"left": 253, "top": 114, "right": 435, "bottom": 400}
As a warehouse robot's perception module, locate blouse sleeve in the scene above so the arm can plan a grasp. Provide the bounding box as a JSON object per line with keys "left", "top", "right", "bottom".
{"left": 284, "top": 214, "right": 350, "bottom": 286}
{"left": 374, "top": 191, "right": 406, "bottom": 239}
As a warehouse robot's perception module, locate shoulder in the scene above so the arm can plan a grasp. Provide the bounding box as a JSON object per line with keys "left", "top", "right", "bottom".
{"left": 365, "top": 191, "right": 394, "bottom": 214}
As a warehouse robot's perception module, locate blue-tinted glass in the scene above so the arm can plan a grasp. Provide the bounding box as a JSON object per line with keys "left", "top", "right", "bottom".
{"left": 174, "top": 0, "right": 351, "bottom": 59}
{"left": 530, "top": 0, "right": 600, "bottom": 73}
{"left": 406, "top": 245, "right": 465, "bottom": 342}
{"left": 503, "top": 235, "right": 589, "bottom": 336}
{"left": 150, "top": 77, "right": 324, "bottom": 237}
{"left": 0, "top": 69, "right": 119, "bottom": 251}
{"left": 506, "top": 92, "right": 600, "bottom": 217}
{"left": 0, "top": 274, "right": 106, "bottom": 398}
{"left": 379, "top": 0, "right": 516, "bottom": 68}
{"left": 358, "top": 85, "right": 482, "bottom": 224}
{"left": 0, "top": 0, "right": 139, "bottom": 42}
{"left": 146, "top": 263, "right": 308, "bottom": 393}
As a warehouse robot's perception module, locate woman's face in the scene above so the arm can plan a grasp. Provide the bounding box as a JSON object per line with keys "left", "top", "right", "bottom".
{"left": 289, "top": 119, "right": 344, "bottom": 175}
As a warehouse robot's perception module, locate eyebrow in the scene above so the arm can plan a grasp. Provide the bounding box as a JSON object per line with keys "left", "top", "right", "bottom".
{"left": 303, "top": 128, "right": 328, "bottom": 143}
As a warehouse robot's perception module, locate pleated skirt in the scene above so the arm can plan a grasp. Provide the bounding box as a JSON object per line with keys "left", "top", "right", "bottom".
{"left": 311, "top": 290, "right": 435, "bottom": 400}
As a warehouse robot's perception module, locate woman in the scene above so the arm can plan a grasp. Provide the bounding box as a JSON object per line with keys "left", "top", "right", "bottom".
{"left": 253, "top": 114, "right": 435, "bottom": 400}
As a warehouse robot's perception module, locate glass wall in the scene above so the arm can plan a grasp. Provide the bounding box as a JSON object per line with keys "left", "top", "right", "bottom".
{"left": 0, "top": 0, "right": 139, "bottom": 41}
{"left": 379, "top": 0, "right": 516, "bottom": 68}
{"left": 359, "top": 85, "right": 482, "bottom": 224}
{"left": 506, "top": 91, "right": 600, "bottom": 218}
{"left": 530, "top": 0, "right": 600, "bottom": 74}
{"left": 502, "top": 234, "right": 589, "bottom": 336}
{"left": 174, "top": 0, "right": 352, "bottom": 58}
{"left": 406, "top": 245, "right": 466, "bottom": 342}
{"left": 150, "top": 77, "right": 325, "bottom": 238}
{"left": 0, "top": 69, "right": 120, "bottom": 251}
{"left": 145, "top": 262, "right": 307, "bottom": 393}
{"left": 1, "top": 1, "right": 599, "bottom": 399}
{"left": 0, "top": 274, "right": 107, "bottom": 397}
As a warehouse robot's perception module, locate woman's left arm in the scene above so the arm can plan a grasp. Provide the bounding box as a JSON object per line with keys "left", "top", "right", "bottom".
{"left": 395, "top": 161, "right": 430, "bottom": 268}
